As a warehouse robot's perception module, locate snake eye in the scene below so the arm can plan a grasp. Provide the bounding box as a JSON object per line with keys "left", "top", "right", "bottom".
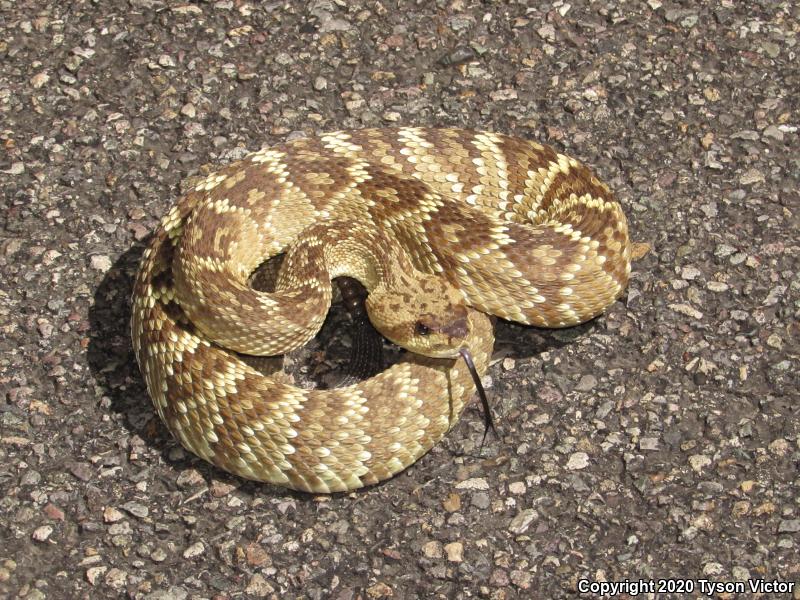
{"left": 415, "top": 321, "right": 431, "bottom": 336}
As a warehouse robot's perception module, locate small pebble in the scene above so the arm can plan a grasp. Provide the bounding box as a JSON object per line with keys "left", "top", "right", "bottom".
{"left": 508, "top": 509, "right": 538, "bottom": 534}
{"left": 182, "top": 541, "right": 205, "bottom": 559}
{"left": 32, "top": 526, "right": 53, "bottom": 542}
{"left": 444, "top": 542, "right": 463, "bottom": 562}
{"left": 422, "top": 541, "right": 442, "bottom": 559}
{"left": 566, "top": 452, "right": 590, "bottom": 470}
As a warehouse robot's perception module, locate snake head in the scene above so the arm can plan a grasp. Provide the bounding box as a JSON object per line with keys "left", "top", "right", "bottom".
{"left": 365, "top": 273, "right": 471, "bottom": 359}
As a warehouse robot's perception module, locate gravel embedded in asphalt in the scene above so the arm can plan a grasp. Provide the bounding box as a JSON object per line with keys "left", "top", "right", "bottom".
{"left": 1, "top": 1, "right": 798, "bottom": 598}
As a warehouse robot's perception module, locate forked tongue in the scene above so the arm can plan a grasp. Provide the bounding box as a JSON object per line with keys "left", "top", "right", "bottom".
{"left": 458, "top": 348, "right": 497, "bottom": 450}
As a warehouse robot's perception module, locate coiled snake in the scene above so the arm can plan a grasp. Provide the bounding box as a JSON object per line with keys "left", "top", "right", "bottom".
{"left": 131, "top": 128, "right": 631, "bottom": 493}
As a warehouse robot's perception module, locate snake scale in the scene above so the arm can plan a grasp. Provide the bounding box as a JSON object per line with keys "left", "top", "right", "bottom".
{"left": 131, "top": 128, "right": 631, "bottom": 493}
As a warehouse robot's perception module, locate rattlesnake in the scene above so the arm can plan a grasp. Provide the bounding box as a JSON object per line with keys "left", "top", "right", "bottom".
{"left": 131, "top": 128, "right": 631, "bottom": 493}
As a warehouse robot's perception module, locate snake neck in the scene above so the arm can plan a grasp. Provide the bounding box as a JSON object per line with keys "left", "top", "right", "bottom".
{"left": 281, "top": 221, "right": 475, "bottom": 361}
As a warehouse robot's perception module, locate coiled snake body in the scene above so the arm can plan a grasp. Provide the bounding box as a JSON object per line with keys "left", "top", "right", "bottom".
{"left": 131, "top": 128, "right": 631, "bottom": 493}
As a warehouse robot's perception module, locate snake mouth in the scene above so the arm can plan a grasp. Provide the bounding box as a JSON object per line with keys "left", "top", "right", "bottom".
{"left": 459, "top": 347, "right": 496, "bottom": 445}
